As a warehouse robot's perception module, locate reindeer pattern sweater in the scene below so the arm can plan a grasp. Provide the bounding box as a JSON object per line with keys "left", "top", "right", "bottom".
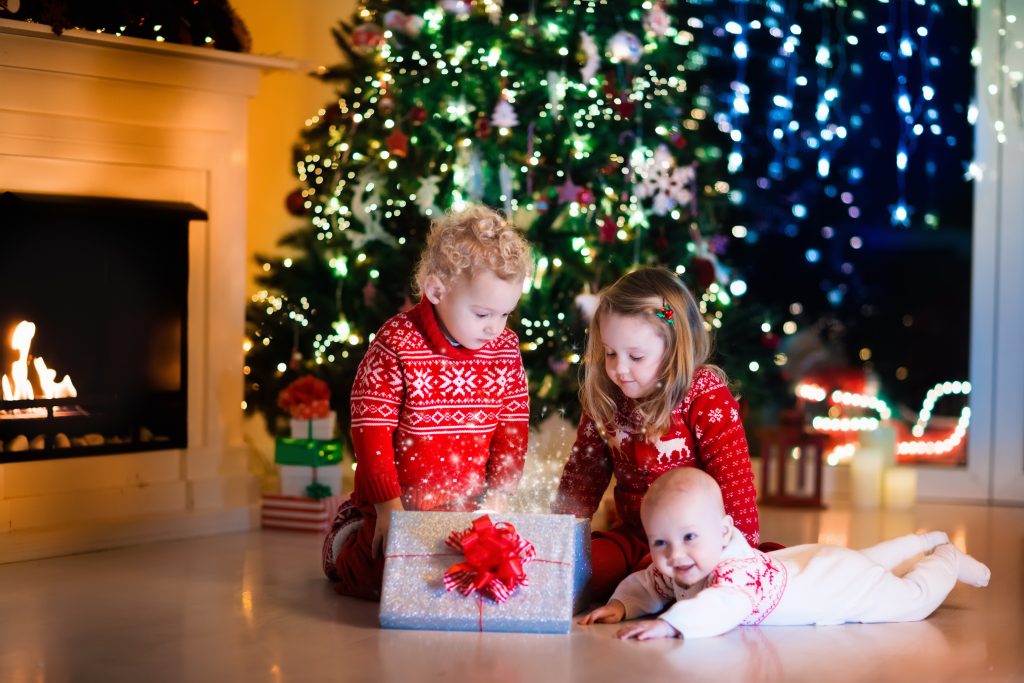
{"left": 349, "top": 300, "right": 530, "bottom": 511}
{"left": 553, "top": 367, "right": 760, "bottom": 546}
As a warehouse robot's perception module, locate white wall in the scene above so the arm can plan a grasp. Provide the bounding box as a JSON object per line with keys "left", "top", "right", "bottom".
{"left": 954, "top": 0, "right": 1024, "bottom": 503}
{"left": 231, "top": 0, "right": 358, "bottom": 291}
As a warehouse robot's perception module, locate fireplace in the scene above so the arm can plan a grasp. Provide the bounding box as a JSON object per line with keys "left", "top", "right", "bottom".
{"left": 0, "top": 20, "right": 297, "bottom": 561}
{"left": 0, "top": 192, "right": 201, "bottom": 462}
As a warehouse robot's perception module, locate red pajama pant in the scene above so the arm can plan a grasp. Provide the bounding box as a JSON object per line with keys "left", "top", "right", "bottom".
{"left": 589, "top": 525, "right": 653, "bottom": 604}
{"left": 333, "top": 503, "right": 386, "bottom": 601}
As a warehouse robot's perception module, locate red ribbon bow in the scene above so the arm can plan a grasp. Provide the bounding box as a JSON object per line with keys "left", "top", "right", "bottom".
{"left": 443, "top": 515, "right": 536, "bottom": 603}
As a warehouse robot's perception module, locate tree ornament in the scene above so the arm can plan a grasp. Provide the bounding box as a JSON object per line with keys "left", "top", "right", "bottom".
{"left": 440, "top": 0, "right": 472, "bottom": 16}
{"left": 575, "top": 285, "right": 600, "bottom": 324}
{"left": 690, "top": 255, "right": 717, "bottom": 292}
{"left": 350, "top": 23, "right": 385, "bottom": 55}
{"left": 576, "top": 187, "right": 595, "bottom": 206}
{"left": 643, "top": 4, "right": 671, "bottom": 38}
{"left": 606, "top": 31, "right": 643, "bottom": 65}
{"left": 475, "top": 114, "right": 493, "bottom": 139}
{"left": 362, "top": 279, "right": 378, "bottom": 305}
{"left": 578, "top": 32, "right": 601, "bottom": 83}
{"left": 632, "top": 145, "right": 696, "bottom": 216}
{"left": 415, "top": 175, "right": 442, "bottom": 216}
{"left": 599, "top": 216, "right": 618, "bottom": 243}
{"left": 555, "top": 176, "right": 582, "bottom": 204}
{"left": 285, "top": 188, "right": 307, "bottom": 216}
{"left": 490, "top": 99, "right": 519, "bottom": 129}
{"left": 378, "top": 95, "right": 395, "bottom": 113}
{"left": 348, "top": 171, "right": 398, "bottom": 247}
{"left": 409, "top": 105, "right": 429, "bottom": 126}
{"left": 548, "top": 356, "right": 570, "bottom": 374}
{"left": 383, "top": 10, "right": 424, "bottom": 37}
{"left": 385, "top": 128, "right": 410, "bottom": 158}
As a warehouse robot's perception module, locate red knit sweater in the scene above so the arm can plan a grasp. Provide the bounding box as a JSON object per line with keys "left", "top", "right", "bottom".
{"left": 350, "top": 300, "right": 530, "bottom": 511}
{"left": 552, "top": 367, "right": 760, "bottom": 546}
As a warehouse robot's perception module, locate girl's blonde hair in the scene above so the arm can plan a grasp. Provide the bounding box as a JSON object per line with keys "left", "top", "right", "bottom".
{"left": 412, "top": 205, "right": 534, "bottom": 295}
{"left": 580, "top": 266, "right": 724, "bottom": 441}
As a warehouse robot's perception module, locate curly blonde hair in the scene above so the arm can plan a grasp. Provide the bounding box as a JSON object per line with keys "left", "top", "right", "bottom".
{"left": 412, "top": 205, "right": 534, "bottom": 295}
{"left": 580, "top": 266, "right": 725, "bottom": 441}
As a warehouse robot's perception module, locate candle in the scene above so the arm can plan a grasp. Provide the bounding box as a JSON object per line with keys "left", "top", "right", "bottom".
{"left": 883, "top": 467, "right": 918, "bottom": 511}
{"left": 859, "top": 424, "right": 897, "bottom": 468}
{"left": 850, "top": 447, "right": 884, "bottom": 508}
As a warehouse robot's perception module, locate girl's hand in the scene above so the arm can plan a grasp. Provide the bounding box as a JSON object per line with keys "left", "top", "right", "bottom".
{"left": 577, "top": 600, "right": 626, "bottom": 625}
{"left": 372, "top": 498, "right": 404, "bottom": 558}
{"left": 616, "top": 619, "right": 680, "bottom": 641}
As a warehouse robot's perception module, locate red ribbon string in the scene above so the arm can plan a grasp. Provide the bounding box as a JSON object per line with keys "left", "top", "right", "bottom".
{"left": 443, "top": 515, "right": 536, "bottom": 603}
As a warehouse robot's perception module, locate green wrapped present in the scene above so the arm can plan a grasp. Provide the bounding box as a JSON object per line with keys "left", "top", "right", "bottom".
{"left": 274, "top": 437, "right": 343, "bottom": 467}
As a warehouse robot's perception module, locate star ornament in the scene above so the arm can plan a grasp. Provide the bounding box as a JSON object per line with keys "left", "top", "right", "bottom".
{"left": 385, "top": 128, "right": 410, "bottom": 158}
{"left": 555, "top": 176, "right": 581, "bottom": 204}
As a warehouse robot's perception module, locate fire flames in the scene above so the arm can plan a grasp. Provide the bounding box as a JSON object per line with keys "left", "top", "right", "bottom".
{"left": 1, "top": 320, "right": 77, "bottom": 402}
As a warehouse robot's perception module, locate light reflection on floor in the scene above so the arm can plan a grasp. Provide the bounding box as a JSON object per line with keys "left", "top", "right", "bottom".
{"left": 0, "top": 501, "right": 1018, "bottom": 683}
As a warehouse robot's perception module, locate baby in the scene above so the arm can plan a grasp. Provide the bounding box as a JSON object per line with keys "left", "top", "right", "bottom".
{"left": 580, "top": 467, "right": 991, "bottom": 640}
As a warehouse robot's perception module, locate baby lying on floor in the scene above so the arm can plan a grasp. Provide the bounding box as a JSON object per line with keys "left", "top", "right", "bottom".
{"left": 579, "top": 467, "right": 990, "bottom": 640}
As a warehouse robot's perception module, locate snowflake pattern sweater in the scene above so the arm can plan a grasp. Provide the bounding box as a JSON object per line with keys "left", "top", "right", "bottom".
{"left": 552, "top": 367, "right": 760, "bottom": 546}
{"left": 349, "top": 300, "right": 530, "bottom": 511}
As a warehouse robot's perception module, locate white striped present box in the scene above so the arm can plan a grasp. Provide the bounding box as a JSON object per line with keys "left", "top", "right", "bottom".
{"left": 261, "top": 494, "right": 345, "bottom": 533}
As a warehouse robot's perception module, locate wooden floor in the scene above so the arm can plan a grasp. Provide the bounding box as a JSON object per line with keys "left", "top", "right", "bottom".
{"left": 0, "top": 501, "right": 1020, "bottom": 683}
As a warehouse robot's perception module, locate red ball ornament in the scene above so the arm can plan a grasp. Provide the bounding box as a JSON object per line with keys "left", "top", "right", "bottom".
{"left": 599, "top": 217, "right": 618, "bottom": 244}
{"left": 576, "top": 187, "right": 595, "bottom": 205}
{"left": 285, "top": 188, "right": 307, "bottom": 216}
{"left": 690, "top": 255, "right": 717, "bottom": 291}
{"left": 350, "top": 23, "right": 385, "bottom": 55}
{"left": 671, "top": 132, "right": 688, "bottom": 149}
{"left": 409, "top": 105, "right": 429, "bottom": 126}
{"left": 761, "top": 332, "right": 780, "bottom": 350}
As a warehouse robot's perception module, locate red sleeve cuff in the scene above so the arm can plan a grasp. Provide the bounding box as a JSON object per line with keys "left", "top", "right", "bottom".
{"left": 357, "top": 474, "right": 403, "bottom": 504}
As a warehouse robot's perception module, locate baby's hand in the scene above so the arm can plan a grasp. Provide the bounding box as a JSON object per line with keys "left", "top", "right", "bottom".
{"left": 577, "top": 600, "right": 626, "bottom": 625}
{"left": 616, "top": 619, "right": 680, "bottom": 641}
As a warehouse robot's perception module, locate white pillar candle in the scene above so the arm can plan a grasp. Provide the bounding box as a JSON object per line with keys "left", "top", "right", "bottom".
{"left": 859, "top": 424, "right": 897, "bottom": 468}
{"left": 883, "top": 467, "right": 918, "bottom": 511}
{"left": 850, "top": 447, "right": 884, "bottom": 508}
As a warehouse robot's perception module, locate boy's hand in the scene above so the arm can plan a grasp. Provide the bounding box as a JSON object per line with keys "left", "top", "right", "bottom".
{"left": 372, "top": 498, "right": 404, "bottom": 558}
{"left": 577, "top": 600, "right": 626, "bottom": 625}
{"left": 616, "top": 619, "right": 680, "bottom": 641}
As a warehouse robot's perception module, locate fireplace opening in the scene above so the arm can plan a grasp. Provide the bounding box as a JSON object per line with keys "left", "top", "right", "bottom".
{"left": 0, "top": 192, "right": 203, "bottom": 463}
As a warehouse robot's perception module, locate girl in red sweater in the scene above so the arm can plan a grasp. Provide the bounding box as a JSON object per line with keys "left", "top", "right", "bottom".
{"left": 552, "top": 266, "right": 761, "bottom": 602}
{"left": 322, "top": 206, "right": 534, "bottom": 600}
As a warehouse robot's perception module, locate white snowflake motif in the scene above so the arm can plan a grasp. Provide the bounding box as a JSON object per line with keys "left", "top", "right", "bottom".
{"left": 483, "top": 367, "right": 510, "bottom": 393}
{"left": 440, "top": 366, "right": 479, "bottom": 397}
{"left": 706, "top": 407, "right": 724, "bottom": 423}
{"left": 408, "top": 368, "right": 434, "bottom": 398}
{"left": 730, "top": 407, "right": 739, "bottom": 422}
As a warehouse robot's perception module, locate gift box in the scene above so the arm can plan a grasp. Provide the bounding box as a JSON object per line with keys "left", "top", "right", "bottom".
{"left": 260, "top": 494, "right": 345, "bottom": 532}
{"left": 279, "top": 464, "right": 343, "bottom": 497}
{"left": 379, "top": 512, "right": 591, "bottom": 634}
{"left": 274, "top": 437, "right": 343, "bottom": 467}
{"left": 290, "top": 411, "right": 336, "bottom": 440}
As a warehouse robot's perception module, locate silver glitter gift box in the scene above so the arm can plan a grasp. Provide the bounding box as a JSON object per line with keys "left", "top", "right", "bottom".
{"left": 379, "top": 511, "right": 591, "bottom": 634}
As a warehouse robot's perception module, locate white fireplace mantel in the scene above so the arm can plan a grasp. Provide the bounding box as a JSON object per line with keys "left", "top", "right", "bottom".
{"left": 0, "top": 19, "right": 296, "bottom": 561}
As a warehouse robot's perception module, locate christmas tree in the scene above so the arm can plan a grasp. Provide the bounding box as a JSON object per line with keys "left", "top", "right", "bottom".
{"left": 245, "top": 0, "right": 975, "bottom": 460}
{"left": 246, "top": 0, "right": 782, "bottom": 441}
